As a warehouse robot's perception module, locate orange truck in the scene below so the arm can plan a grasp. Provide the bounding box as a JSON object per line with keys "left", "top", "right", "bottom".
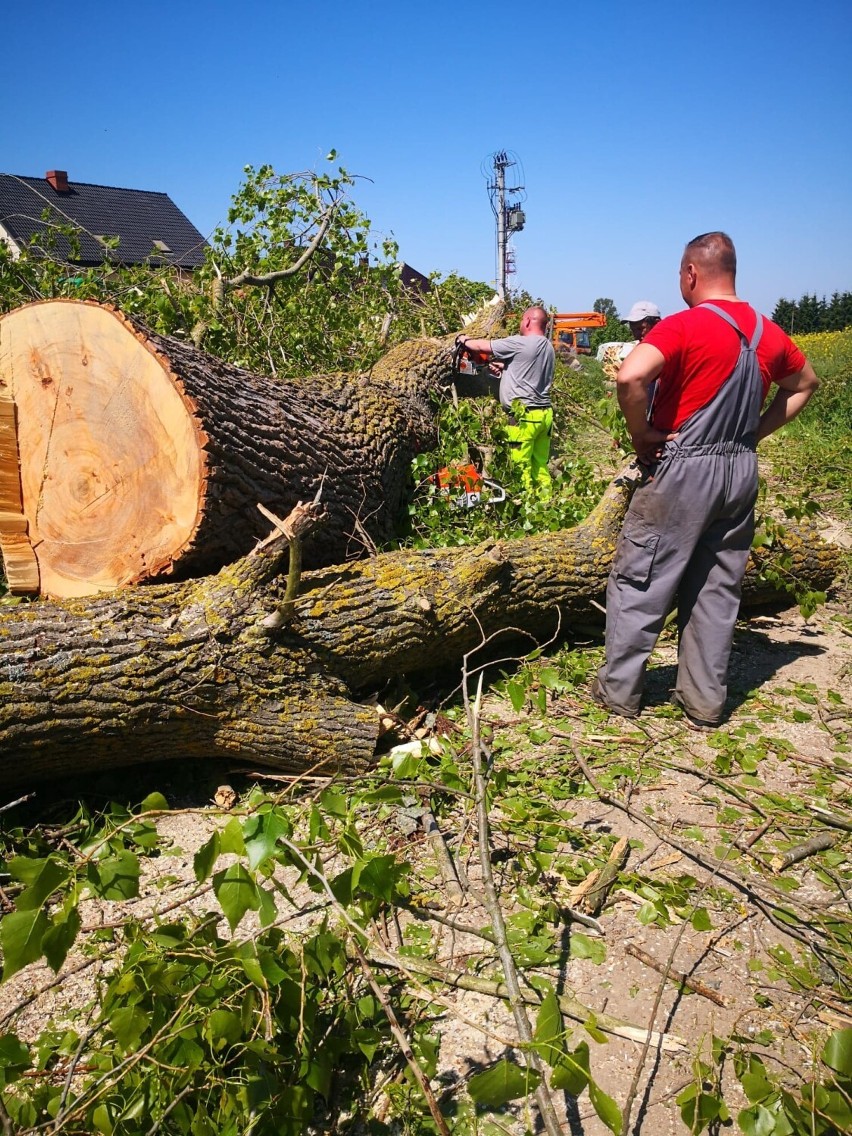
{"left": 551, "top": 311, "right": 607, "bottom": 357}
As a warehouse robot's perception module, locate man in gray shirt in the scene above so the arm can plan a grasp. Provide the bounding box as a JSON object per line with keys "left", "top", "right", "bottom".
{"left": 458, "top": 306, "right": 555, "bottom": 497}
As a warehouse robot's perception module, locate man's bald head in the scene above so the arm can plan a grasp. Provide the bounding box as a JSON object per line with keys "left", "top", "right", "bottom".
{"left": 683, "top": 232, "right": 737, "bottom": 280}
{"left": 522, "top": 306, "right": 549, "bottom": 334}
{"left": 680, "top": 232, "right": 738, "bottom": 306}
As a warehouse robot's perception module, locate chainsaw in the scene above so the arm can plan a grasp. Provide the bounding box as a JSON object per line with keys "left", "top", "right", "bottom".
{"left": 432, "top": 462, "right": 506, "bottom": 510}
{"left": 452, "top": 336, "right": 491, "bottom": 379}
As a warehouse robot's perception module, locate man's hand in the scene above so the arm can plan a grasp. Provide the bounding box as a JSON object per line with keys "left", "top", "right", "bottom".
{"left": 756, "top": 360, "right": 819, "bottom": 442}
{"left": 630, "top": 424, "right": 678, "bottom": 467}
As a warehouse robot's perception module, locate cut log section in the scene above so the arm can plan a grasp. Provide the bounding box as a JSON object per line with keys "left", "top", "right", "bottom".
{"left": 0, "top": 299, "right": 465, "bottom": 598}
{"left": 0, "top": 303, "right": 205, "bottom": 597}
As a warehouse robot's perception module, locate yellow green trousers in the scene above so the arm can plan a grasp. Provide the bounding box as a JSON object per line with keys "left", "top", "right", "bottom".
{"left": 506, "top": 407, "right": 553, "bottom": 498}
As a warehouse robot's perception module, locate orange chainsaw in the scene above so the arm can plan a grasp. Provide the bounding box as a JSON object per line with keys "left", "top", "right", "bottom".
{"left": 432, "top": 462, "right": 506, "bottom": 510}
{"left": 452, "top": 336, "right": 490, "bottom": 378}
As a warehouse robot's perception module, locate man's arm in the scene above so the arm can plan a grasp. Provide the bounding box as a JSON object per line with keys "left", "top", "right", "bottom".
{"left": 756, "top": 360, "right": 819, "bottom": 442}
{"left": 457, "top": 336, "right": 493, "bottom": 355}
{"left": 615, "top": 342, "right": 676, "bottom": 464}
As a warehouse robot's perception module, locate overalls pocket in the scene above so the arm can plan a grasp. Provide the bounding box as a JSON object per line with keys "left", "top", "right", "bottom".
{"left": 614, "top": 526, "right": 660, "bottom": 586}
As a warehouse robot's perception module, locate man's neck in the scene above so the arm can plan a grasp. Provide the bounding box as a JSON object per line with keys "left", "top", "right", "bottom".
{"left": 690, "top": 289, "right": 741, "bottom": 307}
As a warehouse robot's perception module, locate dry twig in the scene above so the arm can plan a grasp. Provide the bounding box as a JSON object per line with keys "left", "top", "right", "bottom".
{"left": 625, "top": 943, "right": 727, "bottom": 1007}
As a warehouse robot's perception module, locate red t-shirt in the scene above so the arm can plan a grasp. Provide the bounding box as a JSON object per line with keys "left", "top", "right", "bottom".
{"left": 643, "top": 300, "right": 806, "bottom": 431}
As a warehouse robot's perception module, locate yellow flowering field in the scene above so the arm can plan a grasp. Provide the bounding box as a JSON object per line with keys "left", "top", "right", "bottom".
{"left": 792, "top": 328, "right": 852, "bottom": 415}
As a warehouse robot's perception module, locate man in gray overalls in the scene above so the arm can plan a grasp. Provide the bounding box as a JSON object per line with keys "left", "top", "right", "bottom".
{"left": 593, "top": 232, "right": 819, "bottom": 729}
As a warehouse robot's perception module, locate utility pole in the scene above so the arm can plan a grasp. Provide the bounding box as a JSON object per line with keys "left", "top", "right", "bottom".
{"left": 485, "top": 151, "right": 525, "bottom": 299}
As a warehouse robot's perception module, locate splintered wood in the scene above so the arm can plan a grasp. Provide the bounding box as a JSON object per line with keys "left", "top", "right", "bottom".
{"left": 0, "top": 397, "right": 39, "bottom": 594}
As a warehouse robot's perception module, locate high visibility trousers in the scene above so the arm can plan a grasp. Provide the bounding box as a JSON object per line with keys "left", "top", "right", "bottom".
{"left": 506, "top": 408, "right": 553, "bottom": 498}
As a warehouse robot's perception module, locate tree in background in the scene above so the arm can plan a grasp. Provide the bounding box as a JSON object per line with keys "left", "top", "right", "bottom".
{"left": 772, "top": 290, "right": 852, "bottom": 334}
{"left": 593, "top": 297, "right": 620, "bottom": 321}
{"left": 591, "top": 296, "right": 629, "bottom": 352}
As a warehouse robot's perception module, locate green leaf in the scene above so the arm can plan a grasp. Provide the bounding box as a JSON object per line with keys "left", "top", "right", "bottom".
{"left": 257, "top": 885, "right": 277, "bottom": 928}
{"left": 242, "top": 811, "right": 288, "bottom": 870}
{"left": 319, "top": 788, "right": 348, "bottom": 818}
{"left": 737, "top": 1103, "right": 778, "bottom": 1136}
{"left": 240, "top": 954, "right": 266, "bottom": 987}
{"left": 678, "top": 1086, "right": 730, "bottom": 1131}
{"left": 820, "top": 1090, "right": 852, "bottom": 1131}
{"left": 308, "top": 804, "right": 331, "bottom": 843}
{"left": 390, "top": 748, "right": 423, "bottom": 778}
{"left": 1, "top": 908, "right": 49, "bottom": 980}
{"left": 468, "top": 1058, "right": 540, "bottom": 1107}
{"left": 507, "top": 679, "right": 526, "bottom": 712}
{"left": 822, "top": 1027, "right": 852, "bottom": 1076}
{"left": 637, "top": 900, "right": 663, "bottom": 926}
{"left": 740, "top": 1069, "right": 774, "bottom": 1103}
{"left": 93, "top": 1103, "right": 114, "bottom": 1134}
{"left": 128, "top": 820, "right": 160, "bottom": 850}
{"left": 533, "top": 992, "right": 565, "bottom": 1067}
{"left": 9, "top": 856, "right": 69, "bottom": 910}
{"left": 139, "top": 791, "right": 169, "bottom": 812}
{"left": 89, "top": 851, "right": 140, "bottom": 900}
{"left": 550, "top": 1041, "right": 590, "bottom": 1095}
{"left": 111, "top": 1006, "right": 149, "bottom": 1052}
{"left": 42, "top": 904, "right": 81, "bottom": 972}
{"left": 203, "top": 1009, "right": 243, "bottom": 1051}
{"left": 305, "top": 1050, "right": 333, "bottom": 1097}
{"left": 193, "top": 831, "right": 221, "bottom": 882}
{"left": 588, "top": 1078, "right": 622, "bottom": 1134}
{"left": 357, "top": 855, "right": 404, "bottom": 902}
{"left": 582, "top": 1014, "right": 608, "bottom": 1044}
{"left": 213, "top": 864, "right": 261, "bottom": 931}
{"left": 691, "top": 907, "right": 713, "bottom": 932}
{"left": 0, "top": 1033, "right": 30, "bottom": 1069}
{"left": 569, "top": 933, "right": 606, "bottom": 964}
{"left": 338, "top": 824, "right": 364, "bottom": 859}
{"left": 219, "top": 817, "right": 246, "bottom": 856}
{"left": 538, "top": 667, "right": 563, "bottom": 690}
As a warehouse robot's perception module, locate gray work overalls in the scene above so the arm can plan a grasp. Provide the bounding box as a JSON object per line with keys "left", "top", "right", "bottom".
{"left": 597, "top": 305, "right": 764, "bottom": 723}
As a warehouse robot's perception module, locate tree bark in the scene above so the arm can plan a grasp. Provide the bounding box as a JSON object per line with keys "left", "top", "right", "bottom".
{"left": 0, "top": 300, "right": 490, "bottom": 598}
{"left": 0, "top": 473, "right": 840, "bottom": 787}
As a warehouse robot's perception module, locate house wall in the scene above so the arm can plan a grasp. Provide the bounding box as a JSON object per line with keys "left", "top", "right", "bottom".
{"left": 0, "top": 224, "right": 21, "bottom": 260}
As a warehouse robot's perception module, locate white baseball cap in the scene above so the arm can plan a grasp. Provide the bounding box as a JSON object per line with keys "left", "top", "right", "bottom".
{"left": 625, "top": 301, "right": 661, "bottom": 322}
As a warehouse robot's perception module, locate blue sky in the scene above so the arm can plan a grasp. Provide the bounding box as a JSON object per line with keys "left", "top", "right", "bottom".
{"left": 3, "top": 0, "right": 850, "bottom": 319}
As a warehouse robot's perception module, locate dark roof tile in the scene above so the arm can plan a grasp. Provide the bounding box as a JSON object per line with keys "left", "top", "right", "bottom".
{"left": 0, "top": 173, "right": 207, "bottom": 268}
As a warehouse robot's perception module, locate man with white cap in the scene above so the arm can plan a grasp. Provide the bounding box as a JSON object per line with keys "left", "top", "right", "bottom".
{"left": 625, "top": 300, "right": 662, "bottom": 343}
{"left": 598, "top": 302, "right": 662, "bottom": 382}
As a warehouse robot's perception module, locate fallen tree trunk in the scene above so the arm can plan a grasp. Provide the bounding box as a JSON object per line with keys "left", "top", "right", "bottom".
{"left": 0, "top": 300, "right": 483, "bottom": 598}
{"left": 0, "top": 473, "right": 840, "bottom": 786}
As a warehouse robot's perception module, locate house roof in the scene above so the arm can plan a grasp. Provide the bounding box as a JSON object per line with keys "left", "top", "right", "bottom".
{"left": 399, "top": 262, "right": 431, "bottom": 296}
{"left": 0, "top": 171, "right": 207, "bottom": 269}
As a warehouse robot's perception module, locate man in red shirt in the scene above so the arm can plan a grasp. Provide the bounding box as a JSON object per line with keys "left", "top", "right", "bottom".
{"left": 592, "top": 232, "right": 819, "bottom": 729}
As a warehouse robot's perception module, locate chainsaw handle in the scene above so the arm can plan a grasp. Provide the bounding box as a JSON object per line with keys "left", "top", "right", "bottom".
{"left": 481, "top": 479, "right": 506, "bottom": 503}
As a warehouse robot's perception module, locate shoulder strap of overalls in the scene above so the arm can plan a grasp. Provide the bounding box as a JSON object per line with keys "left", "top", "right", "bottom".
{"left": 699, "top": 302, "right": 764, "bottom": 350}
